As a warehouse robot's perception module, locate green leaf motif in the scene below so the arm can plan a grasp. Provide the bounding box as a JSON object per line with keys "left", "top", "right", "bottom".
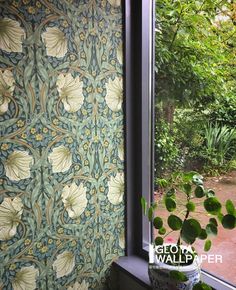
{"left": 204, "top": 197, "right": 222, "bottom": 215}
{"left": 195, "top": 185, "right": 205, "bottom": 198}
{"left": 153, "top": 217, "right": 163, "bottom": 229}
{"left": 222, "top": 214, "right": 236, "bottom": 229}
{"left": 206, "top": 224, "right": 218, "bottom": 236}
{"left": 165, "top": 197, "right": 176, "bottom": 212}
{"left": 204, "top": 240, "right": 212, "bottom": 252}
{"left": 167, "top": 215, "right": 182, "bottom": 230}
{"left": 155, "top": 236, "right": 164, "bottom": 246}
{"left": 226, "top": 199, "right": 235, "bottom": 215}
{"left": 181, "top": 219, "right": 201, "bottom": 244}
{"left": 193, "top": 282, "right": 212, "bottom": 290}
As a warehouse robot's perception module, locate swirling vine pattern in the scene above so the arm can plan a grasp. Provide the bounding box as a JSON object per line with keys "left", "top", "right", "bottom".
{"left": 0, "top": 1, "right": 124, "bottom": 289}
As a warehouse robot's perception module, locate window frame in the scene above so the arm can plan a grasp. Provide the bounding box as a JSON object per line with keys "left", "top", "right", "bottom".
{"left": 124, "top": 1, "right": 236, "bottom": 289}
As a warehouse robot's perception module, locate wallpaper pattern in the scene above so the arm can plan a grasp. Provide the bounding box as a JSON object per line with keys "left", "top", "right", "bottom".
{"left": 0, "top": 1, "right": 124, "bottom": 289}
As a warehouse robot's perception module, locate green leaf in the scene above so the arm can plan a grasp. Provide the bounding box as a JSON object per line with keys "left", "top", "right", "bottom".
{"left": 148, "top": 207, "right": 153, "bottom": 221}
{"left": 158, "top": 227, "right": 166, "bottom": 235}
{"left": 165, "top": 197, "right": 176, "bottom": 212}
{"left": 167, "top": 215, "right": 182, "bottom": 230}
{"left": 206, "top": 224, "right": 218, "bottom": 236}
{"left": 166, "top": 188, "right": 176, "bottom": 197}
{"left": 193, "top": 282, "right": 212, "bottom": 290}
{"left": 183, "top": 183, "right": 191, "bottom": 195}
{"left": 181, "top": 219, "right": 201, "bottom": 244}
{"left": 183, "top": 171, "right": 198, "bottom": 183}
{"left": 153, "top": 217, "right": 163, "bottom": 229}
{"left": 198, "top": 229, "right": 207, "bottom": 240}
{"left": 204, "top": 197, "right": 222, "bottom": 215}
{"left": 209, "top": 218, "right": 218, "bottom": 227}
{"left": 226, "top": 199, "right": 235, "bottom": 215}
{"left": 169, "top": 270, "right": 188, "bottom": 282}
{"left": 186, "top": 201, "right": 195, "bottom": 212}
{"left": 222, "top": 214, "right": 236, "bottom": 229}
{"left": 195, "top": 185, "right": 205, "bottom": 198}
{"left": 141, "top": 197, "right": 147, "bottom": 215}
{"left": 204, "top": 240, "right": 212, "bottom": 252}
{"left": 155, "top": 236, "right": 164, "bottom": 246}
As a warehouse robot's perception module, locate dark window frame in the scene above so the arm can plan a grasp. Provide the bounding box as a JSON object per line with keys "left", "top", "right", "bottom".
{"left": 124, "top": 0, "right": 154, "bottom": 258}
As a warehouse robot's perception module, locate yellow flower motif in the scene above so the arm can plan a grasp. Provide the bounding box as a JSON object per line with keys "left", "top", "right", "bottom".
{"left": 45, "top": 8, "right": 50, "bottom": 14}
{"left": 83, "top": 143, "right": 88, "bottom": 150}
{"left": 86, "top": 86, "right": 92, "bottom": 93}
{"left": 62, "top": 182, "right": 88, "bottom": 219}
{"left": 0, "top": 18, "right": 25, "bottom": 53}
{"left": 28, "top": 6, "right": 36, "bottom": 14}
{"left": 85, "top": 129, "right": 90, "bottom": 135}
{"left": 70, "top": 54, "right": 76, "bottom": 61}
{"left": 35, "top": 134, "right": 43, "bottom": 141}
{"left": 24, "top": 239, "right": 31, "bottom": 246}
{"left": 104, "top": 157, "right": 109, "bottom": 163}
{"left": 81, "top": 52, "right": 86, "bottom": 58}
{"left": 97, "top": 87, "right": 103, "bottom": 93}
{"left": 79, "top": 33, "right": 85, "bottom": 40}
{"left": 92, "top": 71, "right": 96, "bottom": 77}
{"left": 57, "top": 228, "right": 64, "bottom": 234}
{"left": 28, "top": 248, "right": 33, "bottom": 255}
{"left": 48, "top": 239, "right": 53, "bottom": 244}
{"left": 48, "top": 145, "right": 72, "bottom": 173}
{"left": 62, "top": 20, "right": 69, "bottom": 28}
{"left": 57, "top": 73, "right": 84, "bottom": 113}
{"left": 30, "top": 128, "right": 36, "bottom": 134}
{"left": 94, "top": 136, "right": 99, "bottom": 143}
{"left": 9, "top": 264, "right": 16, "bottom": 270}
{"left": 12, "top": 266, "right": 38, "bottom": 290}
{"left": 1, "top": 143, "right": 8, "bottom": 150}
{"left": 71, "top": 240, "right": 77, "bottom": 247}
{"left": 42, "top": 127, "right": 48, "bottom": 133}
{"left": 53, "top": 118, "right": 59, "bottom": 125}
{"left": 36, "top": 1, "right": 41, "bottom": 7}
{"left": 17, "top": 120, "right": 24, "bottom": 127}
{"left": 84, "top": 160, "right": 89, "bottom": 166}
{"left": 4, "top": 150, "right": 34, "bottom": 181}
{"left": 105, "top": 77, "right": 123, "bottom": 111}
{"left": 23, "top": 0, "right": 30, "bottom": 3}
{"left": 82, "top": 17, "right": 87, "bottom": 24}
{"left": 99, "top": 21, "right": 104, "bottom": 28}
{"left": 100, "top": 186, "right": 105, "bottom": 192}
{"left": 42, "top": 27, "right": 67, "bottom": 58}
{"left": 111, "top": 59, "right": 116, "bottom": 65}
{"left": 41, "top": 246, "right": 48, "bottom": 253}
{"left": 53, "top": 251, "right": 75, "bottom": 278}
{"left": 85, "top": 210, "right": 90, "bottom": 217}
{"left": 101, "top": 37, "right": 107, "bottom": 44}
{"left": 107, "top": 172, "right": 124, "bottom": 205}
{"left": 104, "top": 140, "right": 109, "bottom": 147}
{"left": 67, "top": 137, "right": 73, "bottom": 144}
{"left": 20, "top": 133, "right": 26, "bottom": 139}
{"left": 12, "top": 1, "right": 19, "bottom": 7}
{"left": 115, "top": 31, "right": 121, "bottom": 37}
{"left": 74, "top": 165, "right": 80, "bottom": 170}
{"left": 0, "top": 197, "right": 23, "bottom": 241}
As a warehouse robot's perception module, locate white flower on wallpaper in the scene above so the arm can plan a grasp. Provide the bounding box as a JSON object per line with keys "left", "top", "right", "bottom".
{"left": 57, "top": 73, "right": 84, "bottom": 113}
{"left": 53, "top": 251, "right": 75, "bottom": 278}
{"left": 108, "top": 0, "right": 121, "bottom": 7}
{"left": 42, "top": 27, "right": 67, "bottom": 58}
{"left": 107, "top": 172, "right": 124, "bottom": 205}
{"left": 48, "top": 145, "right": 72, "bottom": 173}
{"left": 0, "top": 18, "right": 25, "bottom": 53}
{"left": 105, "top": 77, "right": 123, "bottom": 112}
{"left": 62, "top": 182, "right": 87, "bottom": 219}
{"left": 12, "top": 266, "right": 38, "bottom": 290}
{"left": 0, "top": 69, "right": 15, "bottom": 114}
{"left": 4, "top": 150, "right": 34, "bottom": 181}
{"left": 118, "top": 143, "right": 124, "bottom": 161}
{"left": 119, "top": 231, "right": 125, "bottom": 249}
{"left": 0, "top": 197, "right": 23, "bottom": 241}
{"left": 67, "top": 281, "right": 89, "bottom": 290}
{"left": 117, "top": 43, "right": 123, "bottom": 65}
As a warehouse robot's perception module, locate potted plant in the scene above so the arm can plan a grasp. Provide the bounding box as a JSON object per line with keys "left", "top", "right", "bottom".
{"left": 141, "top": 171, "right": 236, "bottom": 290}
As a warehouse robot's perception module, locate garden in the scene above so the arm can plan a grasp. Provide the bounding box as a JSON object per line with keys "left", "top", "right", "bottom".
{"left": 154, "top": 0, "right": 236, "bottom": 286}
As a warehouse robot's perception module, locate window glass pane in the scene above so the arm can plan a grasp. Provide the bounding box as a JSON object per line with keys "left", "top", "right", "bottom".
{"left": 154, "top": 0, "right": 236, "bottom": 286}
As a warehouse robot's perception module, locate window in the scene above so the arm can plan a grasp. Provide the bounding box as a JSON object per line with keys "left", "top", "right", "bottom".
{"left": 125, "top": 1, "right": 236, "bottom": 290}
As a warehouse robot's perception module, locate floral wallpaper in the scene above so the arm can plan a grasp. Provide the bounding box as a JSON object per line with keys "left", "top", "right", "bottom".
{"left": 0, "top": 0, "right": 124, "bottom": 289}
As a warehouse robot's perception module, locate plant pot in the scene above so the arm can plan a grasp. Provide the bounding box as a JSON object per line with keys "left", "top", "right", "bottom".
{"left": 148, "top": 244, "right": 201, "bottom": 290}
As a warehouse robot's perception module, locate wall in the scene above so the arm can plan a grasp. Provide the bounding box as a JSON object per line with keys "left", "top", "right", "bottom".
{"left": 0, "top": 1, "right": 124, "bottom": 289}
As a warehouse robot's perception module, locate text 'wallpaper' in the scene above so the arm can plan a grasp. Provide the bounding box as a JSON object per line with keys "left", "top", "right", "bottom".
{"left": 0, "top": 0, "right": 124, "bottom": 289}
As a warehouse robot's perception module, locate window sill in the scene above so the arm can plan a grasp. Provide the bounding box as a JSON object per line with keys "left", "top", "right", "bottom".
{"left": 113, "top": 256, "right": 235, "bottom": 290}
{"left": 113, "top": 256, "right": 152, "bottom": 289}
